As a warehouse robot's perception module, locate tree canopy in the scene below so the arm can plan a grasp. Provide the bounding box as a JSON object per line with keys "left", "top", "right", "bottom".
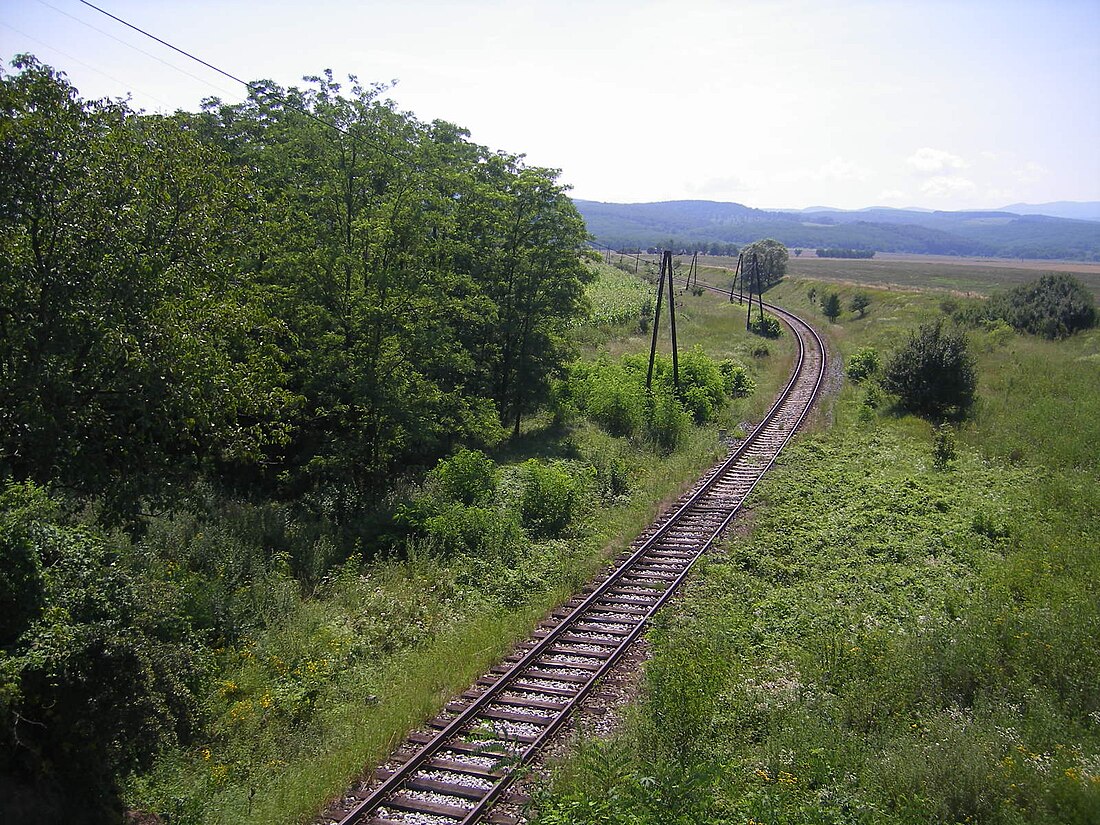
{"left": 740, "top": 238, "right": 789, "bottom": 289}
{"left": 0, "top": 57, "right": 590, "bottom": 521}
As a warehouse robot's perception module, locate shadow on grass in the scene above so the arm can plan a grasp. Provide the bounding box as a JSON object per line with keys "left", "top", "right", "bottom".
{"left": 491, "top": 415, "right": 583, "bottom": 465}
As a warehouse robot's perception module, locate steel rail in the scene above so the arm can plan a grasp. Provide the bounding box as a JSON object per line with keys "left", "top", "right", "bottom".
{"left": 335, "top": 303, "right": 825, "bottom": 825}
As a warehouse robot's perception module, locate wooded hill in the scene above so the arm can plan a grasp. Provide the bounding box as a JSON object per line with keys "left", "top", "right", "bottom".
{"left": 575, "top": 199, "right": 1100, "bottom": 260}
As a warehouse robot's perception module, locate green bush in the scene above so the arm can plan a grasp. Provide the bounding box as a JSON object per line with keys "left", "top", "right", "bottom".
{"left": 749, "top": 314, "right": 782, "bottom": 338}
{"left": 846, "top": 346, "right": 881, "bottom": 381}
{"left": 520, "top": 461, "right": 587, "bottom": 538}
{"left": 0, "top": 482, "right": 207, "bottom": 819}
{"left": 426, "top": 449, "right": 498, "bottom": 506}
{"left": 675, "top": 347, "right": 728, "bottom": 423}
{"left": 586, "top": 370, "right": 647, "bottom": 436}
{"left": 646, "top": 389, "right": 692, "bottom": 454}
{"left": 987, "top": 273, "right": 1097, "bottom": 339}
{"left": 424, "top": 504, "right": 525, "bottom": 563}
{"left": 883, "top": 321, "right": 977, "bottom": 419}
{"left": 718, "top": 359, "right": 755, "bottom": 398}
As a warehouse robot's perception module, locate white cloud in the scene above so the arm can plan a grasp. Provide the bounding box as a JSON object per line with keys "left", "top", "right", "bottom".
{"left": 906, "top": 147, "right": 969, "bottom": 174}
{"left": 817, "top": 156, "right": 871, "bottom": 182}
{"left": 920, "top": 175, "right": 976, "bottom": 198}
{"left": 877, "top": 188, "right": 908, "bottom": 202}
{"left": 1014, "top": 161, "right": 1048, "bottom": 184}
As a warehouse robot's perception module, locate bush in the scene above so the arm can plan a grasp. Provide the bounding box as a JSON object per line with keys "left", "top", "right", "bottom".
{"left": 675, "top": 347, "right": 728, "bottom": 423}
{"left": 520, "top": 461, "right": 587, "bottom": 538}
{"left": 718, "top": 360, "right": 755, "bottom": 398}
{"left": 987, "top": 273, "right": 1097, "bottom": 339}
{"left": 586, "top": 370, "right": 646, "bottom": 436}
{"left": 883, "top": 321, "right": 977, "bottom": 419}
{"left": 749, "top": 313, "right": 782, "bottom": 338}
{"left": 846, "top": 347, "right": 880, "bottom": 382}
{"left": 426, "top": 449, "right": 498, "bottom": 505}
{"left": 424, "top": 505, "right": 525, "bottom": 563}
{"left": 646, "top": 388, "right": 692, "bottom": 454}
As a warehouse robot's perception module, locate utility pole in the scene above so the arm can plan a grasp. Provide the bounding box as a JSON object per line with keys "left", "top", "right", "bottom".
{"left": 646, "top": 250, "right": 680, "bottom": 389}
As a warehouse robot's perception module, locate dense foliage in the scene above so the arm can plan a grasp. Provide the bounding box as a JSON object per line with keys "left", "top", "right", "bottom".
{"left": 883, "top": 320, "right": 977, "bottom": 419}
{"left": 739, "top": 238, "right": 788, "bottom": 289}
{"left": 985, "top": 274, "right": 1097, "bottom": 339}
{"left": 0, "top": 54, "right": 598, "bottom": 819}
{"left": 0, "top": 56, "right": 589, "bottom": 523}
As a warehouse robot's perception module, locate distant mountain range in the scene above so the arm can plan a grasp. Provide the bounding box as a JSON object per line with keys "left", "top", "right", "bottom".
{"left": 574, "top": 199, "right": 1100, "bottom": 261}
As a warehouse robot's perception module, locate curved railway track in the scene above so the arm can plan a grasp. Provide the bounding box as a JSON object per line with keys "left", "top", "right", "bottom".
{"left": 332, "top": 302, "right": 825, "bottom": 825}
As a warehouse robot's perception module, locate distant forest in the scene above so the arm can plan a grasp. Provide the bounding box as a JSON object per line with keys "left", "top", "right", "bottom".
{"left": 575, "top": 199, "right": 1100, "bottom": 261}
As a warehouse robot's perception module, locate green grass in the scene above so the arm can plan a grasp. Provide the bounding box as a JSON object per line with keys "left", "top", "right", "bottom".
{"left": 532, "top": 275, "right": 1100, "bottom": 825}
{"left": 682, "top": 252, "right": 1100, "bottom": 298}
{"left": 125, "top": 260, "right": 801, "bottom": 824}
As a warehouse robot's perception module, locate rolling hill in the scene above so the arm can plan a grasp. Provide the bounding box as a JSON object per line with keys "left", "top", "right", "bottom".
{"left": 574, "top": 199, "right": 1100, "bottom": 260}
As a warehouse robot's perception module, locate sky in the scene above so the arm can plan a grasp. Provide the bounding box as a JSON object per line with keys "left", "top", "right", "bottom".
{"left": 3, "top": 0, "right": 1099, "bottom": 211}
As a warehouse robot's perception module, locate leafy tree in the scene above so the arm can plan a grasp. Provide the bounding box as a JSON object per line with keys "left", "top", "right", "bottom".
{"left": 883, "top": 321, "right": 977, "bottom": 419}
{"left": 822, "top": 292, "right": 842, "bottom": 322}
{"left": 0, "top": 56, "right": 290, "bottom": 522}
{"left": 850, "top": 292, "right": 871, "bottom": 317}
{"left": 740, "top": 238, "right": 789, "bottom": 288}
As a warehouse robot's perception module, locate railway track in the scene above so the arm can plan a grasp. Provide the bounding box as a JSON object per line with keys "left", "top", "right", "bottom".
{"left": 332, "top": 302, "right": 825, "bottom": 825}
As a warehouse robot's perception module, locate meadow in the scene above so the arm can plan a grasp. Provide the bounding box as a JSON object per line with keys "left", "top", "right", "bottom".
{"left": 686, "top": 253, "right": 1100, "bottom": 298}
{"left": 533, "top": 269, "right": 1100, "bottom": 824}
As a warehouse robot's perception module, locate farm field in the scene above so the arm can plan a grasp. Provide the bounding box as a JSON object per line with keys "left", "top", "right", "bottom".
{"left": 677, "top": 253, "right": 1100, "bottom": 297}
{"left": 532, "top": 273, "right": 1100, "bottom": 825}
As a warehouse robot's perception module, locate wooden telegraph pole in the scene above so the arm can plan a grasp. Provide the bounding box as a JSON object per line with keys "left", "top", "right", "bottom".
{"left": 646, "top": 250, "right": 680, "bottom": 389}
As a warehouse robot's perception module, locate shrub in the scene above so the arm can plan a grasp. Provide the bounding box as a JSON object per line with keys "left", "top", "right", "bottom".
{"left": 520, "top": 461, "right": 586, "bottom": 538}
{"left": 424, "top": 505, "right": 525, "bottom": 563}
{"left": 675, "top": 347, "right": 728, "bottom": 423}
{"left": 883, "top": 321, "right": 977, "bottom": 419}
{"left": 586, "top": 370, "right": 646, "bottom": 436}
{"left": 846, "top": 347, "right": 880, "bottom": 382}
{"left": 749, "top": 313, "right": 782, "bottom": 338}
{"left": 646, "top": 388, "right": 692, "bottom": 454}
{"left": 987, "top": 273, "right": 1097, "bottom": 339}
{"left": 426, "top": 449, "right": 498, "bottom": 506}
{"left": 718, "top": 359, "right": 755, "bottom": 398}
{"left": 850, "top": 291, "right": 871, "bottom": 317}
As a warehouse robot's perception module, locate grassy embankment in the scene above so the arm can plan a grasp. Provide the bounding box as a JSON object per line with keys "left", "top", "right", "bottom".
{"left": 533, "top": 262, "right": 1100, "bottom": 824}
{"left": 126, "top": 261, "right": 796, "bottom": 824}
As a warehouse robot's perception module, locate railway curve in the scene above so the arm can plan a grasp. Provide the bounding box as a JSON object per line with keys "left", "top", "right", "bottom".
{"left": 327, "top": 301, "right": 826, "bottom": 825}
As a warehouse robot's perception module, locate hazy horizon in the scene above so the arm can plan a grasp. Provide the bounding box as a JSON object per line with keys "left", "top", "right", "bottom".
{"left": 3, "top": 0, "right": 1098, "bottom": 211}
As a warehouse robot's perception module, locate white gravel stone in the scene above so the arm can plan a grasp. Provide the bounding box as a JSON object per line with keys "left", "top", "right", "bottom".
{"left": 439, "top": 750, "right": 501, "bottom": 770}
{"left": 418, "top": 769, "right": 494, "bottom": 791}
{"left": 375, "top": 806, "right": 454, "bottom": 825}
{"left": 490, "top": 702, "right": 555, "bottom": 718}
{"left": 398, "top": 789, "right": 473, "bottom": 810}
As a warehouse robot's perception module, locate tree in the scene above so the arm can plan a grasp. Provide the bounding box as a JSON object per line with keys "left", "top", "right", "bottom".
{"left": 850, "top": 292, "right": 871, "bottom": 317}
{"left": 822, "top": 292, "right": 842, "bottom": 322}
{"left": 883, "top": 320, "right": 977, "bottom": 419}
{"left": 740, "top": 238, "right": 789, "bottom": 288}
{"left": 0, "top": 56, "right": 289, "bottom": 522}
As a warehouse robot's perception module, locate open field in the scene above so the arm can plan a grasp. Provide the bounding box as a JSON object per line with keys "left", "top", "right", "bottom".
{"left": 677, "top": 253, "right": 1100, "bottom": 297}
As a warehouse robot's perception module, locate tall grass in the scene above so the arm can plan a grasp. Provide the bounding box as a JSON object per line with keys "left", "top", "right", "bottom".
{"left": 533, "top": 278, "right": 1100, "bottom": 825}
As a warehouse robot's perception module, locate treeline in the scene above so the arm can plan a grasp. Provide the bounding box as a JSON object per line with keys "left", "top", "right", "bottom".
{"left": 0, "top": 56, "right": 590, "bottom": 525}
{"left": 816, "top": 247, "right": 875, "bottom": 258}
